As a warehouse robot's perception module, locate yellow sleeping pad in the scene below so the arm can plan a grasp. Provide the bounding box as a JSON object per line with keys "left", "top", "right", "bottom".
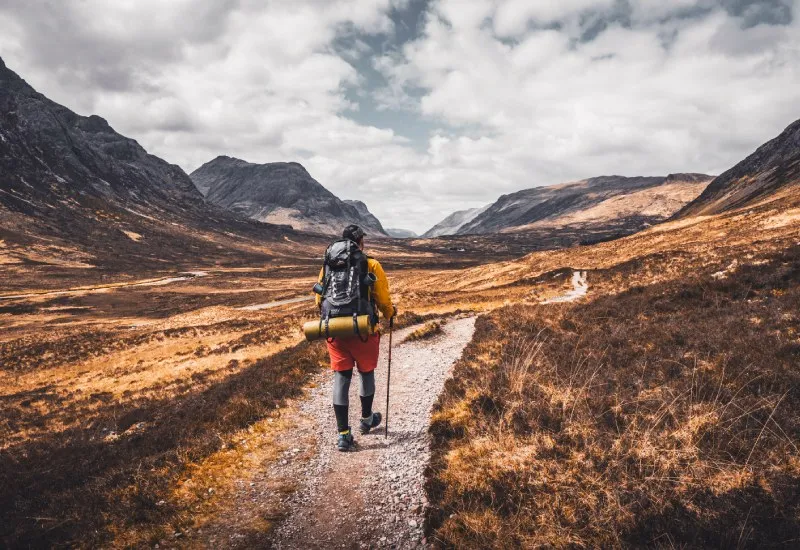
{"left": 303, "top": 315, "right": 377, "bottom": 341}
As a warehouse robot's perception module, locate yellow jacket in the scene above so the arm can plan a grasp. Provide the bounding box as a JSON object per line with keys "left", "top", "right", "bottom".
{"left": 316, "top": 257, "right": 395, "bottom": 319}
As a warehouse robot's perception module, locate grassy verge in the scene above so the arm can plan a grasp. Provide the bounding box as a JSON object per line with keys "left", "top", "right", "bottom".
{"left": 404, "top": 321, "right": 444, "bottom": 343}
{"left": 0, "top": 339, "right": 328, "bottom": 547}
{"left": 426, "top": 245, "right": 800, "bottom": 548}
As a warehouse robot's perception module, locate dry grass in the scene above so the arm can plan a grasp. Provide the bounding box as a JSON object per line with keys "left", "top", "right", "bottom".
{"left": 2, "top": 192, "right": 798, "bottom": 547}
{"left": 0, "top": 242, "right": 493, "bottom": 547}
{"left": 426, "top": 244, "right": 800, "bottom": 548}
{"left": 405, "top": 321, "right": 444, "bottom": 343}
{"left": 0, "top": 336, "right": 328, "bottom": 547}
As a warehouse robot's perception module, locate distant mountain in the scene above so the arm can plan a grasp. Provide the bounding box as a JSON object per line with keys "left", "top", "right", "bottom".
{"left": 385, "top": 228, "right": 418, "bottom": 238}
{"left": 455, "top": 174, "right": 714, "bottom": 235}
{"left": 423, "top": 206, "right": 490, "bottom": 238}
{"left": 0, "top": 57, "right": 296, "bottom": 270}
{"left": 190, "top": 157, "right": 387, "bottom": 236}
{"left": 678, "top": 119, "right": 800, "bottom": 217}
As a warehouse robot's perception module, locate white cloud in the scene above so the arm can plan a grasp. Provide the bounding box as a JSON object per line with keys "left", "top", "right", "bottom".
{"left": 494, "top": 0, "right": 616, "bottom": 36}
{"left": 371, "top": 0, "right": 800, "bottom": 230}
{"left": 1, "top": 0, "right": 799, "bottom": 234}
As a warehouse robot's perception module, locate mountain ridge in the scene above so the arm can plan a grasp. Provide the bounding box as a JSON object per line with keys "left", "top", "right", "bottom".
{"left": 423, "top": 174, "right": 714, "bottom": 239}
{"left": 455, "top": 174, "right": 713, "bottom": 235}
{"left": 0, "top": 56, "right": 303, "bottom": 270}
{"left": 422, "top": 206, "right": 490, "bottom": 238}
{"left": 677, "top": 119, "right": 800, "bottom": 217}
{"left": 190, "top": 156, "right": 387, "bottom": 236}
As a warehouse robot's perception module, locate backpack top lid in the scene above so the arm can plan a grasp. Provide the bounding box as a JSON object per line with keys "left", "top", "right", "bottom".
{"left": 325, "top": 239, "right": 369, "bottom": 273}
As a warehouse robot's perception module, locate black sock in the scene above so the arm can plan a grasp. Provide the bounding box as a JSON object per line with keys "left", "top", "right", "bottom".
{"left": 333, "top": 404, "right": 349, "bottom": 433}
{"left": 360, "top": 394, "right": 374, "bottom": 419}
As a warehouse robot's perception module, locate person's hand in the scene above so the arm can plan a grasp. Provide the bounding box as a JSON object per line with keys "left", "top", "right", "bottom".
{"left": 392, "top": 306, "right": 398, "bottom": 318}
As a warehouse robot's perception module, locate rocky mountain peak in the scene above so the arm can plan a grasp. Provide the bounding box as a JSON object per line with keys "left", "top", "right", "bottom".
{"left": 190, "top": 157, "right": 386, "bottom": 235}
{"left": 0, "top": 56, "right": 295, "bottom": 269}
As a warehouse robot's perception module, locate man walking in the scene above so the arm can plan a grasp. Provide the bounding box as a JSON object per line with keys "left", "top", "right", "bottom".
{"left": 316, "top": 225, "right": 396, "bottom": 451}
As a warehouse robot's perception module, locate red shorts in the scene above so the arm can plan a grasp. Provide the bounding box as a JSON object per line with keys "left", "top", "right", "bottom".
{"left": 326, "top": 333, "right": 381, "bottom": 372}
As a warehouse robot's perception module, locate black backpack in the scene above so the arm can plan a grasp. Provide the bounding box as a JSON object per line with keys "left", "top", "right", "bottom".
{"left": 319, "top": 239, "right": 375, "bottom": 321}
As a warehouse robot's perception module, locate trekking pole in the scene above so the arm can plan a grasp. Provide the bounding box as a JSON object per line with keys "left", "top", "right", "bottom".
{"left": 385, "top": 315, "right": 394, "bottom": 439}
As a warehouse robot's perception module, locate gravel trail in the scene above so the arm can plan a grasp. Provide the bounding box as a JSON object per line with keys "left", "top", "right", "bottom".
{"left": 270, "top": 316, "right": 476, "bottom": 549}
{"left": 541, "top": 270, "right": 588, "bottom": 303}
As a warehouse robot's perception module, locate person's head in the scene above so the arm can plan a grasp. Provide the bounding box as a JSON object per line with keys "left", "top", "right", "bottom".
{"left": 342, "top": 224, "right": 365, "bottom": 249}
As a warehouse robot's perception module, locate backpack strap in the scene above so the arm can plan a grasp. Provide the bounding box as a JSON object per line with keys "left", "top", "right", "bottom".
{"left": 320, "top": 242, "right": 337, "bottom": 297}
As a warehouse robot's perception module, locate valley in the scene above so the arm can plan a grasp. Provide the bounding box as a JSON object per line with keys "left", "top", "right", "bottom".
{"left": 1, "top": 52, "right": 799, "bottom": 549}
{"left": 3, "top": 178, "right": 798, "bottom": 547}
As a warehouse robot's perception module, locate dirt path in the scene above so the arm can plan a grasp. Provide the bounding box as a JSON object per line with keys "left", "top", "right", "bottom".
{"left": 541, "top": 270, "right": 588, "bottom": 303}
{"left": 0, "top": 271, "right": 209, "bottom": 300}
{"left": 206, "top": 316, "right": 475, "bottom": 549}
{"left": 238, "top": 295, "right": 315, "bottom": 311}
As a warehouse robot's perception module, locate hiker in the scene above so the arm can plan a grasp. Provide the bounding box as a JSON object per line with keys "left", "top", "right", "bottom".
{"left": 315, "top": 224, "right": 396, "bottom": 451}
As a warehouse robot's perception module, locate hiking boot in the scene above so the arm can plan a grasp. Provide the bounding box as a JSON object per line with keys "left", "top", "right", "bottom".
{"left": 359, "top": 412, "right": 382, "bottom": 435}
{"left": 337, "top": 429, "right": 355, "bottom": 452}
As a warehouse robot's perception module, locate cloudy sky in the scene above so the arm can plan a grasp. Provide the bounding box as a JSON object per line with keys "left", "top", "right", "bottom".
{"left": 1, "top": 0, "right": 799, "bottom": 233}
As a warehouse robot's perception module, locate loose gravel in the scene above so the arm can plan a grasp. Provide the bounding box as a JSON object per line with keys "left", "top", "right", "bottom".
{"left": 270, "top": 316, "right": 476, "bottom": 549}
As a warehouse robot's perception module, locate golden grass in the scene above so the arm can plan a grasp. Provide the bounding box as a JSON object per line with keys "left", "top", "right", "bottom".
{"left": 0, "top": 329, "right": 328, "bottom": 547}
{"left": 426, "top": 244, "right": 800, "bottom": 548}
{"left": 404, "top": 321, "right": 444, "bottom": 343}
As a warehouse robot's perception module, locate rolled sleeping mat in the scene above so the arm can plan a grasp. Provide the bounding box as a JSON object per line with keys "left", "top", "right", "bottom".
{"left": 303, "top": 315, "right": 377, "bottom": 341}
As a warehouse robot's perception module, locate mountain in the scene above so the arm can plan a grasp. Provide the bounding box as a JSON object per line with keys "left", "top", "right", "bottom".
{"left": 343, "top": 200, "right": 387, "bottom": 235}
{"left": 455, "top": 174, "right": 713, "bottom": 235}
{"left": 677, "top": 119, "right": 800, "bottom": 217}
{"left": 190, "top": 157, "right": 387, "bottom": 236}
{"left": 385, "top": 228, "right": 418, "bottom": 238}
{"left": 422, "top": 206, "right": 490, "bottom": 238}
{"left": 0, "top": 56, "right": 302, "bottom": 270}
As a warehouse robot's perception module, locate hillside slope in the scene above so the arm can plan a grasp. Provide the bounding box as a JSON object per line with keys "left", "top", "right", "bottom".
{"left": 343, "top": 199, "right": 387, "bottom": 235}
{"left": 422, "top": 206, "right": 490, "bottom": 237}
{"left": 678, "top": 118, "right": 800, "bottom": 217}
{"left": 458, "top": 174, "right": 713, "bottom": 235}
{"left": 406, "top": 120, "right": 800, "bottom": 549}
{"left": 190, "top": 157, "right": 387, "bottom": 236}
{"left": 0, "top": 57, "right": 304, "bottom": 271}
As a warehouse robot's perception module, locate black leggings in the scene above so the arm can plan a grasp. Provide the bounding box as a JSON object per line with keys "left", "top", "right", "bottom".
{"left": 332, "top": 369, "right": 375, "bottom": 432}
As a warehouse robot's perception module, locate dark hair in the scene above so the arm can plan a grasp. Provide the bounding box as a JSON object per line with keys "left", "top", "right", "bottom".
{"left": 342, "top": 224, "right": 365, "bottom": 243}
